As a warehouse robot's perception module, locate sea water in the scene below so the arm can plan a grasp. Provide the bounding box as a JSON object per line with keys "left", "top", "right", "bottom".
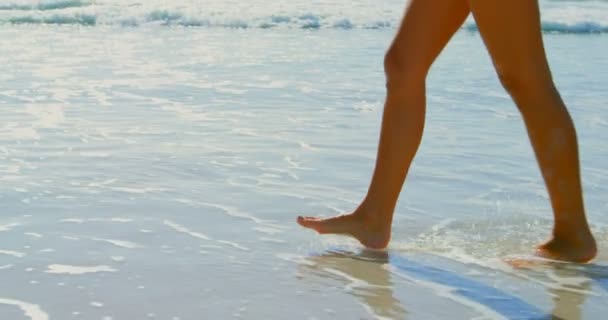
{"left": 0, "top": 1, "right": 607, "bottom": 319}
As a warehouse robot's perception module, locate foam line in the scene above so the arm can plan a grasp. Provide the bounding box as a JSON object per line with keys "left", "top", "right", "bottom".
{"left": 0, "top": 0, "right": 90, "bottom": 11}
{"left": 0, "top": 223, "right": 19, "bottom": 232}
{"left": 0, "top": 7, "right": 606, "bottom": 33}
{"left": 0, "top": 298, "right": 49, "bottom": 320}
{"left": 436, "top": 251, "right": 606, "bottom": 296}
{"left": 0, "top": 250, "right": 25, "bottom": 258}
{"left": 164, "top": 220, "right": 211, "bottom": 241}
{"left": 216, "top": 240, "right": 250, "bottom": 251}
{"left": 45, "top": 264, "right": 117, "bottom": 274}
{"left": 91, "top": 238, "right": 143, "bottom": 249}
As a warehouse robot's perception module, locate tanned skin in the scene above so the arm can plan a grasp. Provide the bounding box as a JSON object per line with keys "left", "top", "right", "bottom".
{"left": 298, "top": 0, "right": 597, "bottom": 263}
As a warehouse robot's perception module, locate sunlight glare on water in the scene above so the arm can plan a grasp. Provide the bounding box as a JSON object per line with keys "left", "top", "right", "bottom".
{"left": 0, "top": 0, "right": 607, "bottom": 319}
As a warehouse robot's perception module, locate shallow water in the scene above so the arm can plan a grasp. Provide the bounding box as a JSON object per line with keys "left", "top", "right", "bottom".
{"left": 1, "top": 9, "right": 608, "bottom": 320}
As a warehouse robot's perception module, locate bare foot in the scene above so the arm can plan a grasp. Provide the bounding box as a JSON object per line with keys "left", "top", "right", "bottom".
{"left": 297, "top": 212, "right": 391, "bottom": 249}
{"left": 536, "top": 233, "right": 597, "bottom": 263}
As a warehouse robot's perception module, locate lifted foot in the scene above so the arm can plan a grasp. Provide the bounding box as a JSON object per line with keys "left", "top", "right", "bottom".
{"left": 297, "top": 213, "right": 391, "bottom": 250}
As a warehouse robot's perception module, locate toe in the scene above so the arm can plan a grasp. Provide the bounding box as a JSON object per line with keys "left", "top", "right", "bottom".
{"left": 297, "top": 215, "right": 353, "bottom": 234}
{"left": 297, "top": 216, "right": 323, "bottom": 232}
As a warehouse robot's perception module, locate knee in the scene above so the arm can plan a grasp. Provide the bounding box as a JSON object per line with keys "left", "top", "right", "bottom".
{"left": 383, "top": 46, "right": 426, "bottom": 92}
{"left": 495, "top": 64, "right": 558, "bottom": 100}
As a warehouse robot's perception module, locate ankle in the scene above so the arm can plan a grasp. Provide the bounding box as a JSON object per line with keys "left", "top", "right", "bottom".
{"left": 550, "top": 228, "right": 596, "bottom": 249}
{"left": 553, "top": 221, "right": 593, "bottom": 238}
{"left": 349, "top": 206, "right": 391, "bottom": 235}
{"left": 359, "top": 194, "right": 396, "bottom": 214}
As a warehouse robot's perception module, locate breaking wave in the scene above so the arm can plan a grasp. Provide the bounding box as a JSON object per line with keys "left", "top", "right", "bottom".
{"left": 0, "top": 0, "right": 606, "bottom": 33}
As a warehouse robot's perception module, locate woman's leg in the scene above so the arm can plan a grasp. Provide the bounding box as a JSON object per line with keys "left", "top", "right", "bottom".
{"left": 469, "top": 0, "right": 596, "bottom": 262}
{"left": 297, "top": 0, "right": 470, "bottom": 249}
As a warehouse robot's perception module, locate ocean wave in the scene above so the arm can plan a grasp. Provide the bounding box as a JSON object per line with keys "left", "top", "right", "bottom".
{"left": 465, "top": 21, "right": 608, "bottom": 34}
{"left": 0, "top": 0, "right": 90, "bottom": 11}
{"left": 0, "top": 1, "right": 606, "bottom": 34}
{"left": 7, "top": 13, "right": 96, "bottom": 25}
{"left": 0, "top": 10, "right": 395, "bottom": 29}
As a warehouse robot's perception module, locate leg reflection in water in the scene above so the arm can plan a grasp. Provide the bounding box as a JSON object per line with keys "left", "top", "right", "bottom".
{"left": 300, "top": 249, "right": 406, "bottom": 320}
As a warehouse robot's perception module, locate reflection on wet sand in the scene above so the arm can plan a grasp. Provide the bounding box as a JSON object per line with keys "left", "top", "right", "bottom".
{"left": 514, "top": 261, "right": 608, "bottom": 320}
{"left": 300, "top": 249, "right": 406, "bottom": 320}
{"left": 550, "top": 285, "right": 588, "bottom": 320}
{"left": 299, "top": 249, "right": 608, "bottom": 320}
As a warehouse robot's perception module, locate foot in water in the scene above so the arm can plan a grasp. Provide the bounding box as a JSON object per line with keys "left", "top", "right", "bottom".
{"left": 536, "top": 232, "right": 597, "bottom": 263}
{"left": 297, "top": 211, "right": 392, "bottom": 250}
{"left": 297, "top": 212, "right": 598, "bottom": 263}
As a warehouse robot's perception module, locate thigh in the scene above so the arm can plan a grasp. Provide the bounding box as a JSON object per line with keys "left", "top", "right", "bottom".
{"left": 387, "top": 0, "right": 470, "bottom": 75}
{"left": 468, "top": 0, "right": 554, "bottom": 85}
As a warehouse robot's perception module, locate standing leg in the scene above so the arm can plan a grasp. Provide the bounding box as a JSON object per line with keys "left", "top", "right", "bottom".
{"left": 469, "top": 0, "right": 596, "bottom": 262}
{"left": 297, "top": 0, "right": 470, "bottom": 249}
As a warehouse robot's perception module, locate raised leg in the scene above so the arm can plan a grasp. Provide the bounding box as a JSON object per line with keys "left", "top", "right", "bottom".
{"left": 297, "top": 0, "right": 470, "bottom": 249}
{"left": 469, "top": 0, "right": 596, "bottom": 262}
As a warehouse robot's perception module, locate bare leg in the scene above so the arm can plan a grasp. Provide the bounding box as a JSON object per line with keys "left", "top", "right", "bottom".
{"left": 469, "top": 0, "right": 596, "bottom": 262}
{"left": 297, "top": 0, "right": 470, "bottom": 249}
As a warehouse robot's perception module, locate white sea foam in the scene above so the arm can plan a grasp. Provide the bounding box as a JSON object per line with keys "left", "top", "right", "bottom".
{"left": 79, "top": 151, "right": 110, "bottom": 157}
{"left": 419, "top": 247, "right": 599, "bottom": 296}
{"left": 60, "top": 218, "right": 85, "bottom": 223}
{"left": 164, "top": 220, "right": 211, "bottom": 241}
{"left": 197, "top": 201, "right": 277, "bottom": 227}
{"left": 92, "top": 238, "right": 143, "bottom": 249}
{"left": 0, "top": 0, "right": 605, "bottom": 33}
{"left": 275, "top": 253, "right": 317, "bottom": 266}
{"left": 24, "top": 232, "right": 43, "bottom": 238}
{"left": 259, "top": 237, "right": 287, "bottom": 244}
{"left": 216, "top": 240, "right": 250, "bottom": 251}
{"left": 90, "top": 217, "right": 133, "bottom": 223}
{"left": 464, "top": 21, "right": 608, "bottom": 34}
{"left": 0, "top": 223, "right": 19, "bottom": 232}
{"left": 0, "top": 0, "right": 90, "bottom": 11}
{"left": 0, "top": 250, "right": 26, "bottom": 258}
{"left": 253, "top": 226, "right": 284, "bottom": 235}
{"left": 61, "top": 217, "right": 133, "bottom": 223}
{"left": 45, "top": 264, "right": 117, "bottom": 274}
{"left": 0, "top": 298, "right": 49, "bottom": 320}
{"left": 109, "top": 186, "right": 167, "bottom": 194}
